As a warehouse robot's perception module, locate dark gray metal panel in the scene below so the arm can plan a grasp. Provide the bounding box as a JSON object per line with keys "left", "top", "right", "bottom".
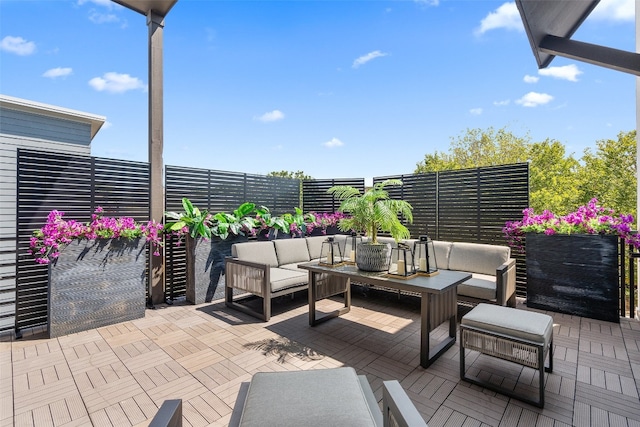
{"left": 540, "top": 35, "right": 640, "bottom": 76}
{"left": 516, "top": 0, "right": 640, "bottom": 76}
{"left": 516, "top": 0, "right": 599, "bottom": 68}
{"left": 112, "top": 0, "right": 178, "bottom": 17}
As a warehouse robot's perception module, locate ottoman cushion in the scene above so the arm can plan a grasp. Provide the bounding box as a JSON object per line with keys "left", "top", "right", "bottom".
{"left": 238, "top": 367, "right": 378, "bottom": 427}
{"left": 461, "top": 303, "right": 553, "bottom": 345}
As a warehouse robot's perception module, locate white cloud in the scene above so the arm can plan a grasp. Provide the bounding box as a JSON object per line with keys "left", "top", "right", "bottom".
{"left": 538, "top": 64, "right": 582, "bottom": 82}
{"left": 414, "top": 0, "right": 439, "bottom": 6}
{"left": 523, "top": 75, "right": 539, "bottom": 83}
{"left": 78, "top": 0, "right": 115, "bottom": 8}
{"left": 469, "top": 108, "right": 483, "bottom": 116}
{"left": 255, "top": 110, "right": 285, "bottom": 123}
{"left": 475, "top": 2, "right": 523, "bottom": 35}
{"left": 516, "top": 92, "right": 554, "bottom": 107}
{"left": 590, "top": 0, "right": 634, "bottom": 21}
{"left": 352, "top": 50, "right": 388, "bottom": 68}
{"left": 43, "top": 67, "right": 73, "bottom": 79}
{"left": 89, "top": 11, "right": 119, "bottom": 24}
{"left": 493, "top": 100, "right": 510, "bottom": 106}
{"left": 88, "top": 72, "right": 146, "bottom": 93}
{"left": 323, "top": 137, "right": 344, "bottom": 148}
{"left": 0, "top": 36, "right": 36, "bottom": 56}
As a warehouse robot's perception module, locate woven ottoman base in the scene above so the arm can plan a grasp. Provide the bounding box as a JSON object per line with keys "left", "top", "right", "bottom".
{"left": 460, "top": 303, "right": 553, "bottom": 408}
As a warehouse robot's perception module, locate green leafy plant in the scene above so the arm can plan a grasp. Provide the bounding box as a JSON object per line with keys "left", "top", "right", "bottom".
{"left": 211, "top": 202, "right": 258, "bottom": 239}
{"left": 164, "top": 198, "right": 212, "bottom": 239}
{"left": 327, "top": 179, "right": 413, "bottom": 243}
{"left": 254, "top": 207, "right": 288, "bottom": 236}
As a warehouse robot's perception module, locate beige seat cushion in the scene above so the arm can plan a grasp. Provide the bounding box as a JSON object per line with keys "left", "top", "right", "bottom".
{"left": 269, "top": 268, "right": 308, "bottom": 292}
{"left": 274, "top": 238, "right": 311, "bottom": 266}
{"left": 279, "top": 263, "right": 307, "bottom": 274}
{"left": 233, "top": 241, "right": 278, "bottom": 267}
{"left": 461, "top": 303, "right": 553, "bottom": 345}
{"left": 457, "top": 273, "right": 496, "bottom": 301}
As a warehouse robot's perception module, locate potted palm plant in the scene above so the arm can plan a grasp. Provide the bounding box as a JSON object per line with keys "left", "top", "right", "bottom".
{"left": 328, "top": 179, "right": 413, "bottom": 271}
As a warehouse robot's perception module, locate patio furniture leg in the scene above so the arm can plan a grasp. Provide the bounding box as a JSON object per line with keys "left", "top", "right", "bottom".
{"left": 420, "top": 288, "right": 457, "bottom": 368}
{"left": 309, "top": 271, "right": 351, "bottom": 326}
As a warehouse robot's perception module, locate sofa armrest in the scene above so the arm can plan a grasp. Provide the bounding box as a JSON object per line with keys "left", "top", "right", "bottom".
{"left": 496, "top": 258, "right": 516, "bottom": 307}
{"left": 382, "top": 380, "right": 428, "bottom": 427}
{"left": 225, "top": 257, "right": 270, "bottom": 298}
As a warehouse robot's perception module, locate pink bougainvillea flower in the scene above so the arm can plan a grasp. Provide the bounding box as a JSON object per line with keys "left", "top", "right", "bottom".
{"left": 29, "top": 208, "right": 164, "bottom": 264}
{"left": 503, "top": 199, "right": 638, "bottom": 254}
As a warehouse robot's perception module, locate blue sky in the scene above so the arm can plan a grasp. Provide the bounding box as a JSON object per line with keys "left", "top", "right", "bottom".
{"left": 0, "top": 0, "right": 635, "bottom": 183}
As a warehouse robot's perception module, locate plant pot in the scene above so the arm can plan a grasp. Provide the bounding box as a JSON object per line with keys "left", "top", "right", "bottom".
{"left": 186, "top": 234, "right": 248, "bottom": 304}
{"left": 325, "top": 225, "right": 340, "bottom": 235}
{"left": 48, "top": 238, "right": 146, "bottom": 338}
{"left": 275, "top": 230, "right": 292, "bottom": 239}
{"left": 256, "top": 229, "right": 275, "bottom": 241}
{"left": 526, "top": 233, "right": 620, "bottom": 323}
{"left": 356, "top": 242, "right": 392, "bottom": 272}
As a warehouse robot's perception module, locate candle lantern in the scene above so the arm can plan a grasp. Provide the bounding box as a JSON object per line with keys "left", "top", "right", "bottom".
{"left": 344, "top": 231, "right": 362, "bottom": 264}
{"left": 415, "top": 235, "right": 439, "bottom": 276}
{"left": 388, "top": 242, "right": 416, "bottom": 278}
{"left": 319, "top": 236, "right": 345, "bottom": 267}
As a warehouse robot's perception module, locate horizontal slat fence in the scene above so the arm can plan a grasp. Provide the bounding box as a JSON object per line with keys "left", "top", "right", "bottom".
{"left": 164, "top": 166, "right": 302, "bottom": 300}
{"left": 302, "top": 178, "right": 365, "bottom": 213}
{"left": 375, "top": 163, "right": 529, "bottom": 296}
{"left": 15, "top": 149, "right": 149, "bottom": 334}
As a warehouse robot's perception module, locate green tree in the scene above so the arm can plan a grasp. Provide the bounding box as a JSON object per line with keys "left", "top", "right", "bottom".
{"left": 528, "top": 139, "right": 580, "bottom": 214}
{"left": 415, "top": 127, "right": 530, "bottom": 173}
{"left": 267, "top": 170, "right": 313, "bottom": 180}
{"left": 267, "top": 170, "right": 313, "bottom": 208}
{"left": 577, "top": 130, "right": 637, "bottom": 218}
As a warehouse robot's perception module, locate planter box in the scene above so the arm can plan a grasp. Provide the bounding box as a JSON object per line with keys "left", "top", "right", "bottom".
{"left": 526, "top": 233, "right": 620, "bottom": 323}
{"left": 186, "top": 235, "right": 248, "bottom": 304}
{"left": 48, "top": 238, "right": 146, "bottom": 338}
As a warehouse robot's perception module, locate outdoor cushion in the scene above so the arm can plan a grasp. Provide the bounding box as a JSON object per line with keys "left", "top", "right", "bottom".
{"left": 457, "top": 274, "right": 496, "bottom": 301}
{"left": 269, "top": 268, "right": 307, "bottom": 292}
{"left": 448, "top": 242, "right": 509, "bottom": 276}
{"left": 279, "top": 263, "right": 307, "bottom": 274}
{"left": 274, "top": 238, "right": 311, "bottom": 266}
{"left": 238, "top": 367, "right": 378, "bottom": 427}
{"left": 306, "top": 236, "right": 328, "bottom": 260}
{"left": 432, "top": 241, "right": 452, "bottom": 270}
{"left": 461, "top": 303, "right": 553, "bottom": 345}
{"left": 234, "top": 241, "right": 279, "bottom": 268}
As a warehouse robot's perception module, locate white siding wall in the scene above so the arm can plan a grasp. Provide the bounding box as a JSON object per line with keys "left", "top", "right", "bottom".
{"left": 0, "top": 132, "right": 91, "bottom": 333}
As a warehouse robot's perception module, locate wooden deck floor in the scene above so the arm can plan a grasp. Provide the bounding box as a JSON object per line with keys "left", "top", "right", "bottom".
{"left": 2, "top": 287, "right": 640, "bottom": 427}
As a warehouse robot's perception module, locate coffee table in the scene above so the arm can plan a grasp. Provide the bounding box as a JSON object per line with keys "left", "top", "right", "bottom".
{"left": 298, "top": 263, "right": 471, "bottom": 368}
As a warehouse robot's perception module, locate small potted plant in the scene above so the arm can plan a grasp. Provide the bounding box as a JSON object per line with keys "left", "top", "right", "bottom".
{"left": 328, "top": 179, "right": 413, "bottom": 271}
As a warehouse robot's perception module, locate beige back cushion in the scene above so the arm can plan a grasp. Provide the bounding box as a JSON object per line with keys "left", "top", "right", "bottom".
{"left": 233, "top": 241, "right": 279, "bottom": 267}
{"left": 306, "top": 236, "right": 328, "bottom": 259}
{"left": 432, "top": 241, "right": 453, "bottom": 270}
{"left": 274, "top": 238, "right": 311, "bottom": 266}
{"left": 448, "top": 242, "right": 510, "bottom": 276}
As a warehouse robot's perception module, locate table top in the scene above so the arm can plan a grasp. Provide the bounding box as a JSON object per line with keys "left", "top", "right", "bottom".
{"left": 299, "top": 262, "right": 471, "bottom": 294}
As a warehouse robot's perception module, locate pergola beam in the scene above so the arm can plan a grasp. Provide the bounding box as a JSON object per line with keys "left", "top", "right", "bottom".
{"left": 539, "top": 35, "right": 640, "bottom": 77}
{"left": 113, "top": 0, "right": 178, "bottom": 306}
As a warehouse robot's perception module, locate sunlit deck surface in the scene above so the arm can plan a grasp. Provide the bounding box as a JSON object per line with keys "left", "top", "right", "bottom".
{"left": 3, "top": 288, "right": 640, "bottom": 427}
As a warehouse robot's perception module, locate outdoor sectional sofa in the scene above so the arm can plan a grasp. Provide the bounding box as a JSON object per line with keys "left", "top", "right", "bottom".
{"left": 224, "top": 235, "right": 516, "bottom": 321}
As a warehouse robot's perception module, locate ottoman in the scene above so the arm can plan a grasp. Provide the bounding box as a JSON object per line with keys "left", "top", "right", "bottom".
{"left": 460, "top": 303, "right": 553, "bottom": 407}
